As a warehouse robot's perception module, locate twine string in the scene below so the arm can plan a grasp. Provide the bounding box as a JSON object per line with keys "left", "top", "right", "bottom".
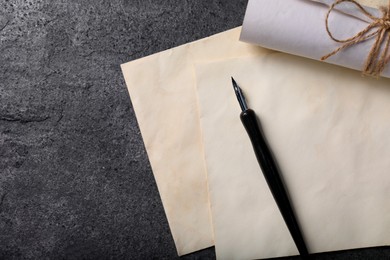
{"left": 321, "top": 0, "right": 390, "bottom": 77}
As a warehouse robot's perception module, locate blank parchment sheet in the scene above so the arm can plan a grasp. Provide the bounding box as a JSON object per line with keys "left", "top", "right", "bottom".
{"left": 195, "top": 54, "right": 390, "bottom": 259}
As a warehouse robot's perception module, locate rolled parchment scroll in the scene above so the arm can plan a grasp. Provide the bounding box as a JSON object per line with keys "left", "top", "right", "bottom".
{"left": 240, "top": 0, "right": 390, "bottom": 77}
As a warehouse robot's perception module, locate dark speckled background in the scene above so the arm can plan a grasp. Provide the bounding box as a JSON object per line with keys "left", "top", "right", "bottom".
{"left": 0, "top": 0, "right": 389, "bottom": 259}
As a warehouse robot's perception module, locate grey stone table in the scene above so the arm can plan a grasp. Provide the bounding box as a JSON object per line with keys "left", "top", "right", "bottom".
{"left": 0, "top": 0, "right": 389, "bottom": 259}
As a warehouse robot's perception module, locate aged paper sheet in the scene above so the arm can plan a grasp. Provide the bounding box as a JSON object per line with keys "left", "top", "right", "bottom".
{"left": 121, "top": 28, "right": 265, "bottom": 255}
{"left": 195, "top": 54, "right": 390, "bottom": 259}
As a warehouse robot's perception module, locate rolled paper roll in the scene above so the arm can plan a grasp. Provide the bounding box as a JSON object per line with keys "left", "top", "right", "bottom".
{"left": 240, "top": 0, "right": 390, "bottom": 78}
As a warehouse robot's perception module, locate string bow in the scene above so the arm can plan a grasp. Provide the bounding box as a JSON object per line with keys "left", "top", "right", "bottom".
{"left": 321, "top": 0, "right": 390, "bottom": 77}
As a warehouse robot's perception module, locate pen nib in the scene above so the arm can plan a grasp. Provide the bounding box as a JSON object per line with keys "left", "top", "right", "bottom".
{"left": 231, "top": 77, "right": 248, "bottom": 112}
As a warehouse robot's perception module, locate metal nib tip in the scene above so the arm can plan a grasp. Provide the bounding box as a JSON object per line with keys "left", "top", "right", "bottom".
{"left": 231, "top": 77, "right": 248, "bottom": 112}
{"left": 231, "top": 77, "right": 238, "bottom": 89}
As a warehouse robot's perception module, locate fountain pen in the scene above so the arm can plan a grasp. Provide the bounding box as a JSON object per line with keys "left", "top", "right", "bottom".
{"left": 231, "top": 77, "right": 309, "bottom": 258}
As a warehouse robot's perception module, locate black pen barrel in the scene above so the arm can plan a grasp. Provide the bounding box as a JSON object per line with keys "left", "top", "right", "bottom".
{"left": 240, "top": 109, "right": 309, "bottom": 257}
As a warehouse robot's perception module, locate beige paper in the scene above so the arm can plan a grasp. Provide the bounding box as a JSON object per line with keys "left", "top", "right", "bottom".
{"left": 359, "top": 0, "right": 387, "bottom": 6}
{"left": 120, "top": 28, "right": 266, "bottom": 255}
{"left": 195, "top": 55, "right": 390, "bottom": 259}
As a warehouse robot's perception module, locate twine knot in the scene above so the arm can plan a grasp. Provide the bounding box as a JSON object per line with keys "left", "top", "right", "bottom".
{"left": 377, "top": 18, "right": 390, "bottom": 29}
{"left": 321, "top": 0, "right": 390, "bottom": 77}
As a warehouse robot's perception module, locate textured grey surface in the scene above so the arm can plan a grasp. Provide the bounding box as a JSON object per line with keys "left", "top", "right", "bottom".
{"left": 0, "top": 0, "right": 389, "bottom": 259}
